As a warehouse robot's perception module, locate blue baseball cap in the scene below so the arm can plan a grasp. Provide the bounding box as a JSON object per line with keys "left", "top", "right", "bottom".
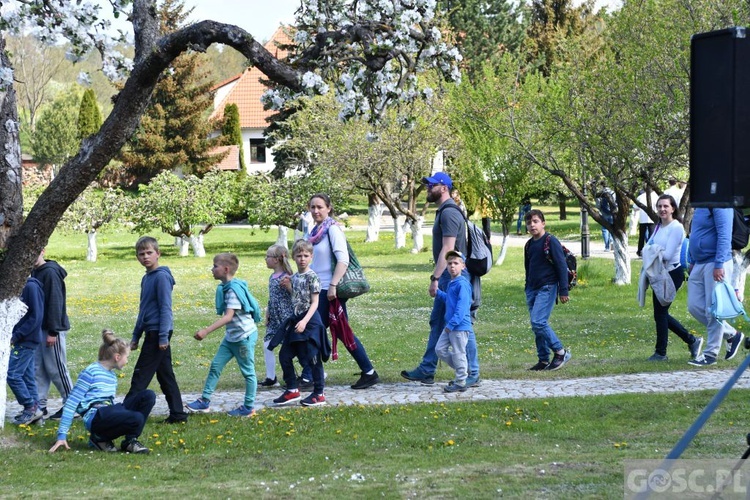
{"left": 422, "top": 172, "right": 453, "bottom": 189}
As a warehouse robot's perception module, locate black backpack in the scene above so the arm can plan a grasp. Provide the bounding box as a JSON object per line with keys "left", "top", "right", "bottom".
{"left": 439, "top": 204, "right": 493, "bottom": 277}
{"left": 709, "top": 208, "right": 749, "bottom": 250}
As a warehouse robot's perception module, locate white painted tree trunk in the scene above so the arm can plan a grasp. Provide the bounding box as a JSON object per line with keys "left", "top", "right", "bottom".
{"left": 731, "top": 250, "right": 749, "bottom": 302}
{"left": 612, "top": 235, "right": 631, "bottom": 285}
{"left": 495, "top": 233, "right": 509, "bottom": 266}
{"left": 365, "top": 203, "right": 384, "bottom": 242}
{"left": 393, "top": 216, "right": 406, "bottom": 249}
{"left": 277, "top": 226, "right": 289, "bottom": 247}
{"left": 86, "top": 231, "right": 98, "bottom": 262}
{"left": 410, "top": 216, "right": 425, "bottom": 254}
{"left": 178, "top": 237, "right": 190, "bottom": 256}
{"left": 190, "top": 233, "right": 206, "bottom": 258}
{"left": 0, "top": 297, "right": 28, "bottom": 429}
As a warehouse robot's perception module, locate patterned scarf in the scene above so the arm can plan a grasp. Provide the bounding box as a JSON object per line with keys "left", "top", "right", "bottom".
{"left": 308, "top": 217, "right": 337, "bottom": 245}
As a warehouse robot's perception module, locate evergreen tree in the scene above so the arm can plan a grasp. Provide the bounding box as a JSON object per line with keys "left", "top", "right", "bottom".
{"left": 221, "top": 103, "right": 245, "bottom": 172}
{"left": 438, "top": 0, "right": 527, "bottom": 81}
{"left": 77, "top": 88, "right": 102, "bottom": 140}
{"left": 119, "top": 0, "right": 224, "bottom": 186}
{"left": 32, "top": 87, "right": 82, "bottom": 170}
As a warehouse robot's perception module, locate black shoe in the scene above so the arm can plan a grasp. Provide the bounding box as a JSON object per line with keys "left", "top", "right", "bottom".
{"left": 297, "top": 377, "right": 313, "bottom": 390}
{"left": 528, "top": 361, "right": 550, "bottom": 371}
{"left": 259, "top": 377, "right": 278, "bottom": 388}
{"left": 351, "top": 371, "right": 380, "bottom": 390}
{"left": 546, "top": 349, "right": 571, "bottom": 371}
{"left": 49, "top": 408, "right": 64, "bottom": 420}
{"left": 162, "top": 415, "right": 188, "bottom": 424}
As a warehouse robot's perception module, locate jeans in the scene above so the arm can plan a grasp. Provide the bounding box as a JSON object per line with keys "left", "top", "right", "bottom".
{"left": 35, "top": 330, "right": 74, "bottom": 409}
{"left": 688, "top": 261, "right": 737, "bottom": 359}
{"left": 435, "top": 329, "right": 469, "bottom": 384}
{"left": 201, "top": 333, "right": 257, "bottom": 407}
{"left": 302, "top": 291, "right": 373, "bottom": 381}
{"left": 91, "top": 389, "right": 156, "bottom": 443}
{"left": 124, "top": 331, "right": 187, "bottom": 420}
{"left": 654, "top": 267, "right": 695, "bottom": 356}
{"left": 601, "top": 214, "right": 613, "bottom": 250}
{"left": 8, "top": 345, "right": 38, "bottom": 407}
{"left": 416, "top": 269, "right": 480, "bottom": 378}
{"left": 526, "top": 283, "right": 564, "bottom": 362}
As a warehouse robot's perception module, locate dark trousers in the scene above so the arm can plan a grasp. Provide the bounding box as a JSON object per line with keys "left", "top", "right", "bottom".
{"left": 124, "top": 331, "right": 187, "bottom": 420}
{"left": 654, "top": 267, "right": 696, "bottom": 356}
{"left": 637, "top": 223, "right": 655, "bottom": 255}
{"left": 280, "top": 340, "right": 325, "bottom": 394}
{"left": 91, "top": 389, "right": 155, "bottom": 443}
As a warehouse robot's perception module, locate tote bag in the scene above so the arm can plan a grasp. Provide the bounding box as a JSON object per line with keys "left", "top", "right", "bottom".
{"left": 328, "top": 234, "right": 370, "bottom": 299}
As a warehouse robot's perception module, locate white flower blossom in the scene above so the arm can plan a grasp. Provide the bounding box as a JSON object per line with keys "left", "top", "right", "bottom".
{"left": 77, "top": 71, "right": 92, "bottom": 86}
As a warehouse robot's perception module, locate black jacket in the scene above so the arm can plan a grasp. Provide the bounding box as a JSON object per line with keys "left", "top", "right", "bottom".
{"left": 31, "top": 260, "right": 70, "bottom": 335}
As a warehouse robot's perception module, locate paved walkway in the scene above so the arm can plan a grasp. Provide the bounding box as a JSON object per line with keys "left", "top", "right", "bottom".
{"left": 8, "top": 369, "right": 750, "bottom": 420}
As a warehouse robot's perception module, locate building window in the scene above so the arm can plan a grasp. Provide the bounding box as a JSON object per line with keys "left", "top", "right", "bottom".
{"left": 249, "top": 139, "right": 266, "bottom": 163}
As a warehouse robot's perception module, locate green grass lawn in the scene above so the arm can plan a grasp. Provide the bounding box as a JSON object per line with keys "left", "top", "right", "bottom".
{"left": 3, "top": 223, "right": 749, "bottom": 498}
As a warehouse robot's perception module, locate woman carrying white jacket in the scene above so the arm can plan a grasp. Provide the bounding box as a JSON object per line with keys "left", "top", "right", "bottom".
{"left": 644, "top": 194, "right": 703, "bottom": 361}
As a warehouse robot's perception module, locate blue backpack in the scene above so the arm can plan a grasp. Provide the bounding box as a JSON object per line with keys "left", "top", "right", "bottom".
{"left": 680, "top": 237, "right": 690, "bottom": 271}
{"left": 711, "top": 280, "right": 750, "bottom": 322}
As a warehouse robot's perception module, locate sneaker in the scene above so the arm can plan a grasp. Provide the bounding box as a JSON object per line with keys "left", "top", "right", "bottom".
{"left": 300, "top": 393, "right": 327, "bottom": 407}
{"left": 185, "top": 398, "right": 211, "bottom": 413}
{"left": 688, "top": 355, "right": 717, "bottom": 367}
{"left": 89, "top": 435, "right": 118, "bottom": 452}
{"left": 465, "top": 375, "right": 481, "bottom": 387}
{"left": 227, "top": 405, "right": 256, "bottom": 417}
{"left": 259, "top": 377, "right": 278, "bottom": 388}
{"left": 121, "top": 439, "right": 150, "bottom": 454}
{"left": 297, "top": 377, "right": 313, "bottom": 390}
{"left": 647, "top": 353, "right": 668, "bottom": 361}
{"left": 49, "top": 408, "right": 64, "bottom": 420}
{"left": 400, "top": 368, "right": 434, "bottom": 385}
{"left": 689, "top": 337, "right": 704, "bottom": 360}
{"left": 351, "top": 371, "right": 380, "bottom": 390}
{"left": 162, "top": 415, "right": 188, "bottom": 424}
{"left": 726, "top": 332, "right": 745, "bottom": 360}
{"left": 444, "top": 382, "right": 467, "bottom": 393}
{"left": 528, "top": 361, "right": 550, "bottom": 371}
{"left": 13, "top": 406, "right": 44, "bottom": 425}
{"left": 546, "top": 349, "right": 571, "bottom": 371}
{"left": 273, "top": 390, "right": 301, "bottom": 406}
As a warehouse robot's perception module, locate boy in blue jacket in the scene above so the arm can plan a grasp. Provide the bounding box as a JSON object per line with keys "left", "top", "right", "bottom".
{"left": 9, "top": 277, "right": 45, "bottom": 425}
{"left": 124, "top": 236, "right": 188, "bottom": 424}
{"left": 435, "top": 250, "right": 474, "bottom": 393}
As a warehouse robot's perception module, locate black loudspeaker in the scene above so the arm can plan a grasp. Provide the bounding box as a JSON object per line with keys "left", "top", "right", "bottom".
{"left": 690, "top": 27, "right": 750, "bottom": 208}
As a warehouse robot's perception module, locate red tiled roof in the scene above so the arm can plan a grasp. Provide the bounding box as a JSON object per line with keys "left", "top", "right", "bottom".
{"left": 211, "top": 145, "right": 240, "bottom": 171}
{"left": 211, "top": 26, "right": 295, "bottom": 129}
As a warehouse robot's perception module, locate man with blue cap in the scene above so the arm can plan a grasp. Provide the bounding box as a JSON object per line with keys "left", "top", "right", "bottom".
{"left": 400, "top": 171, "right": 481, "bottom": 386}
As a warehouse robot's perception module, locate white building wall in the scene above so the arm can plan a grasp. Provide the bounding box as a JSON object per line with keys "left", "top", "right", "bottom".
{"left": 242, "top": 128, "right": 275, "bottom": 174}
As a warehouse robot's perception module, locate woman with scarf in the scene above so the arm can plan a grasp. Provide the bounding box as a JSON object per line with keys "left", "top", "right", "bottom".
{"left": 303, "top": 193, "right": 380, "bottom": 390}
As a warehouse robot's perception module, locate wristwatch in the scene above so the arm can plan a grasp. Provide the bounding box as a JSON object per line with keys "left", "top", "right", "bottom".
{"left": 430, "top": 275, "right": 439, "bottom": 282}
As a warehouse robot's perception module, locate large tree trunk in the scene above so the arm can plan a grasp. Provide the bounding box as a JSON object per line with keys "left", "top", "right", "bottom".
{"left": 86, "top": 231, "right": 98, "bottom": 262}
{"left": 190, "top": 233, "right": 206, "bottom": 258}
{"left": 393, "top": 215, "right": 406, "bottom": 249}
{"left": 365, "top": 201, "right": 384, "bottom": 243}
{"left": 732, "top": 250, "right": 749, "bottom": 302}
{"left": 277, "top": 225, "right": 289, "bottom": 247}
{"left": 410, "top": 215, "right": 424, "bottom": 254}
{"left": 612, "top": 231, "right": 631, "bottom": 285}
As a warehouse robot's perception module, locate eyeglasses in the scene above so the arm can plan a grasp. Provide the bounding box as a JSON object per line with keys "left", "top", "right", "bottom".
{"left": 427, "top": 183, "right": 444, "bottom": 189}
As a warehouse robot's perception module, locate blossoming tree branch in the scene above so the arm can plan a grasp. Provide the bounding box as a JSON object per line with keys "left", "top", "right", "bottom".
{"left": 0, "top": 0, "right": 461, "bottom": 425}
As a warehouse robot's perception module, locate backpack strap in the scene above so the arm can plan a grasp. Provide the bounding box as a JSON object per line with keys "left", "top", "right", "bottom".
{"left": 436, "top": 203, "right": 469, "bottom": 253}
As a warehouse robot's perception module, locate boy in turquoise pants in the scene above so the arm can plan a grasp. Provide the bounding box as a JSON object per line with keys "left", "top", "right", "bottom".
{"left": 186, "top": 253, "right": 261, "bottom": 417}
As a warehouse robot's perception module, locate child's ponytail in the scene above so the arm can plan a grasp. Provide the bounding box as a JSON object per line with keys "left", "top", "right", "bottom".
{"left": 268, "top": 244, "right": 294, "bottom": 275}
{"left": 98, "top": 329, "right": 129, "bottom": 361}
